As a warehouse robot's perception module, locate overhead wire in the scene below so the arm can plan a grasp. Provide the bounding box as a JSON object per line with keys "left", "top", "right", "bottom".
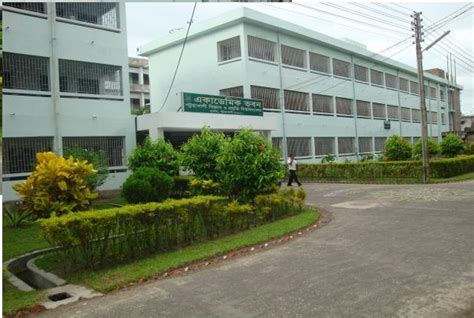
{"left": 348, "top": 2, "right": 411, "bottom": 23}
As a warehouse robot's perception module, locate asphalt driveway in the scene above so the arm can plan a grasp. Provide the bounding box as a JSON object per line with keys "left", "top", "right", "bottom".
{"left": 38, "top": 181, "right": 474, "bottom": 318}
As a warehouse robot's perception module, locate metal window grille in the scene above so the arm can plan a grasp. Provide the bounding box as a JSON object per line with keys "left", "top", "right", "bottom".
{"left": 312, "top": 94, "right": 333, "bottom": 114}
{"left": 412, "top": 109, "right": 421, "bottom": 122}
{"left": 429, "top": 87, "right": 437, "bottom": 99}
{"left": 374, "top": 137, "right": 387, "bottom": 152}
{"left": 385, "top": 73, "right": 397, "bottom": 89}
{"left": 251, "top": 85, "right": 280, "bottom": 110}
{"left": 401, "top": 107, "right": 411, "bottom": 121}
{"left": 410, "top": 81, "right": 419, "bottom": 94}
{"left": 4, "top": 2, "right": 46, "bottom": 14}
{"left": 387, "top": 105, "right": 399, "bottom": 120}
{"left": 335, "top": 97, "right": 353, "bottom": 116}
{"left": 372, "top": 103, "right": 386, "bottom": 119}
{"left": 333, "top": 59, "right": 351, "bottom": 78}
{"left": 338, "top": 137, "right": 355, "bottom": 155}
{"left": 399, "top": 78, "right": 409, "bottom": 92}
{"left": 281, "top": 45, "right": 306, "bottom": 68}
{"left": 62, "top": 136, "right": 125, "bottom": 167}
{"left": 354, "top": 64, "right": 369, "bottom": 82}
{"left": 370, "top": 69, "right": 384, "bottom": 86}
{"left": 129, "top": 73, "right": 139, "bottom": 85}
{"left": 440, "top": 88, "right": 446, "bottom": 101}
{"left": 3, "top": 53, "right": 50, "bottom": 91}
{"left": 441, "top": 113, "right": 446, "bottom": 125}
{"left": 356, "top": 100, "right": 371, "bottom": 117}
{"left": 284, "top": 90, "right": 309, "bottom": 112}
{"left": 56, "top": 2, "right": 120, "bottom": 29}
{"left": 3, "top": 137, "right": 54, "bottom": 174}
{"left": 217, "top": 36, "right": 241, "bottom": 62}
{"left": 59, "top": 59, "right": 122, "bottom": 96}
{"left": 272, "top": 137, "right": 283, "bottom": 157}
{"left": 309, "top": 53, "right": 330, "bottom": 73}
{"left": 130, "top": 98, "right": 140, "bottom": 111}
{"left": 287, "top": 137, "right": 311, "bottom": 157}
{"left": 220, "top": 86, "right": 244, "bottom": 98}
{"left": 430, "top": 111, "right": 438, "bottom": 124}
{"left": 248, "top": 36, "right": 276, "bottom": 62}
{"left": 358, "top": 137, "right": 373, "bottom": 153}
{"left": 314, "top": 137, "right": 335, "bottom": 156}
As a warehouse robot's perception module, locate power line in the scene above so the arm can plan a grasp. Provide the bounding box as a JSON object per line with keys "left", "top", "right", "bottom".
{"left": 348, "top": 2, "right": 411, "bottom": 23}
{"left": 387, "top": 3, "right": 413, "bottom": 14}
{"left": 424, "top": 4, "right": 473, "bottom": 33}
{"left": 376, "top": 3, "right": 412, "bottom": 16}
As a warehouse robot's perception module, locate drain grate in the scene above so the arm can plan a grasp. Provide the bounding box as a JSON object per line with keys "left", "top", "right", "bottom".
{"left": 48, "top": 292, "right": 72, "bottom": 302}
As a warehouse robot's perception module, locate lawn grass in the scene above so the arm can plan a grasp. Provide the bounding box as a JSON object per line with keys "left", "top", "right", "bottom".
{"left": 3, "top": 223, "right": 50, "bottom": 261}
{"left": 2, "top": 279, "right": 42, "bottom": 316}
{"left": 430, "top": 172, "right": 474, "bottom": 183}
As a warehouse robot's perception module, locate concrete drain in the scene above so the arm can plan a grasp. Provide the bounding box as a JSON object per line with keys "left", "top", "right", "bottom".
{"left": 48, "top": 292, "right": 72, "bottom": 302}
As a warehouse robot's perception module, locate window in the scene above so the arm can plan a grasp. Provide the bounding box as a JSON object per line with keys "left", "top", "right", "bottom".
{"left": 4, "top": 2, "right": 46, "bottom": 14}
{"left": 130, "top": 98, "right": 140, "bottom": 110}
{"left": 220, "top": 86, "right": 244, "bottom": 98}
{"left": 399, "top": 78, "right": 409, "bottom": 92}
{"left": 3, "top": 137, "right": 54, "bottom": 174}
{"left": 309, "top": 53, "right": 330, "bottom": 73}
{"left": 248, "top": 36, "right": 276, "bottom": 62}
{"left": 272, "top": 137, "right": 283, "bottom": 158}
{"left": 370, "top": 69, "right": 384, "bottom": 86}
{"left": 374, "top": 137, "right": 387, "bottom": 152}
{"left": 314, "top": 137, "right": 335, "bottom": 156}
{"left": 356, "top": 100, "right": 371, "bottom": 118}
{"left": 59, "top": 59, "right": 122, "bottom": 96}
{"left": 440, "top": 87, "right": 446, "bottom": 101}
{"left": 401, "top": 107, "right": 411, "bottom": 122}
{"left": 3, "top": 53, "right": 50, "bottom": 91}
{"left": 333, "top": 59, "right": 351, "bottom": 78}
{"left": 129, "top": 73, "right": 139, "bottom": 85}
{"left": 410, "top": 81, "right": 419, "bottom": 95}
{"left": 385, "top": 73, "right": 397, "bottom": 89}
{"left": 56, "top": 3, "right": 120, "bottom": 29}
{"left": 412, "top": 109, "right": 421, "bottom": 122}
{"left": 354, "top": 65, "right": 369, "bottom": 82}
{"left": 358, "top": 137, "right": 373, "bottom": 153}
{"left": 287, "top": 137, "right": 311, "bottom": 157}
{"left": 284, "top": 90, "right": 309, "bottom": 112}
{"left": 63, "top": 136, "right": 125, "bottom": 167}
{"left": 430, "top": 111, "right": 438, "bottom": 124}
{"left": 338, "top": 137, "right": 355, "bottom": 155}
{"left": 281, "top": 45, "right": 306, "bottom": 68}
{"left": 312, "top": 94, "right": 333, "bottom": 114}
{"left": 217, "top": 36, "right": 241, "bottom": 62}
{"left": 387, "top": 105, "right": 399, "bottom": 120}
{"left": 251, "top": 86, "right": 279, "bottom": 110}
{"left": 429, "top": 87, "right": 437, "bottom": 99}
{"left": 143, "top": 74, "right": 150, "bottom": 85}
{"left": 413, "top": 137, "right": 421, "bottom": 144}
{"left": 335, "top": 97, "right": 353, "bottom": 116}
{"left": 372, "top": 103, "right": 386, "bottom": 119}
{"left": 441, "top": 113, "right": 446, "bottom": 125}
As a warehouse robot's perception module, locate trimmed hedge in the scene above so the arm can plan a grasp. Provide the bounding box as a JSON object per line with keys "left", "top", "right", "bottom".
{"left": 430, "top": 155, "right": 474, "bottom": 178}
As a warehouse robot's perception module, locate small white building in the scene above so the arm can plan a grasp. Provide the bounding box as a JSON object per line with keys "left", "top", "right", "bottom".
{"left": 128, "top": 57, "right": 150, "bottom": 113}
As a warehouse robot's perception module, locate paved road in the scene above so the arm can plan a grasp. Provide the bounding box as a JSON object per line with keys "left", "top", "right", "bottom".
{"left": 39, "top": 181, "right": 474, "bottom": 318}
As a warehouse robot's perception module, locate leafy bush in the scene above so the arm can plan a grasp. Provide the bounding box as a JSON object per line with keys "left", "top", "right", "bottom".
{"left": 430, "top": 155, "right": 474, "bottom": 178}
{"left": 13, "top": 152, "right": 98, "bottom": 219}
{"left": 188, "top": 178, "right": 220, "bottom": 196}
{"left": 180, "top": 127, "right": 228, "bottom": 181}
{"left": 413, "top": 137, "right": 440, "bottom": 159}
{"left": 63, "top": 148, "right": 109, "bottom": 190}
{"left": 171, "top": 176, "right": 192, "bottom": 198}
{"left": 128, "top": 137, "right": 179, "bottom": 176}
{"left": 439, "top": 133, "right": 465, "bottom": 157}
{"left": 465, "top": 143, "right": 474, "bottom": 155}
{"left": 4, "top": 206, "right": 31, "bottom": 228}
{"left": 217, "top": 129, "right": 284, "bottom": 201}
{"left": 321, "top": 153, "right": 336, "bottom": 163}
{"left": 122, "top": 168, "right": 174, "bottom": 203}
{"left": 384, "top": 134, "right": 413, "bottom": 161}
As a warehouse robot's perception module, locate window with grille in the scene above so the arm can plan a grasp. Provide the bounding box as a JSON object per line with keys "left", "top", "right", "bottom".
{"left": 309, "top": 53, "right": 330, "bottom": 73}
{"left": 220, "top": 86, "right": 244, "bottom": 98}
{"left": 272, "top": 137, "right": 283, "bottom": 157}
{"left": 129, "top": 73, "right": 139, "bottom": 85}
{"left": 413, "top": 137, "right": 421, "bottom": 144}
{"left": 385, "top": 73, "right": 397, "bottom": 89}
{"left": 370, "top": 69, "right": 384, "bottom": 86}
{"left": 401, "top": 107, "right": 411, "bottom": 122}
{"left": 387, "top": 105, "right": 399, "bottom": 120}
{"left": 3, "top": 137, "right": 54, "bottom": 174}
{"left": 440, "top": 88, "right": 446, "bottom": 101}
{"left": 399, "top": 78, "right": 409, "bottom": 92}
{"left": 358, "top": 137, "right": 373, "bottom": 153}
{"left": 410, "top": 81, "right": 419, "bottom": 94}
{"left": 372, "top": 103, "right": 385, "bottom": 119}
{"left": 248, "top": 36, "right": 276, "bottom": 62}
{"left": 217, "top": 36, "right": 241, "bottom": 62}
{"left": 281, "top": 45, "right": 306, "bottom": 68}
{"left": 312, "top": 94, "right": 333, "bottom": 114}
{"left": 251, "top": 86, "right": 280, "bottom": 110}
{"left": 333, "top": 59, "right": 351, "bottom": 78}
{"left": 374, "top": 137, "right": 387, "bottom": 152}
{"left": 56, "top": 3, "right": 120, "bottom": 29}
{"left": 354, "top": 65, "right": 369, "bottom": 82}
{"left": 430, "top": 111, "right": 438, "bottom": 124}
{"left": 3, "top": 53, "right": 50, "bottom": 91}
{"left": 284, "top": 90, "right": 309, "bottom": 112}
{"left": 335, "top": 97, "right": 353, "bottom": 116}
{"left": 356, "top": 100, "right": 371, "bottom": 117}
{"left": 429, "top": 87, "right": 437, "bottom": 99}
{"left": 338, "top": 137, "right": 355, "bottom": 155}
{"left": 314, "top": 137, "right": 335, "bottom": 156}
{"left": 63, "top": 136, "right": 125, "bottom": 167}
{"left": 130, "top": 98, "right": 140, "bottom": 110}
{"left": 4, "top": 2, "right": 46, "bottom": 14}
{"left": 441, "top": 113, "right": 446, "bottom": 125}
{"left": 412, "top": 109, "right": 421, "bottom": 122}
{"left": 59, "top": 59, "right": 122, "bottom": 96}
{"left": 287, "top": 137, "right": 311, "bottom": 157}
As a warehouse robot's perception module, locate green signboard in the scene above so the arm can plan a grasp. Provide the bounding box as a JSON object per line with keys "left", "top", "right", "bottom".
{"left": 182, "top": 92, "right": 263, "bottom": 117}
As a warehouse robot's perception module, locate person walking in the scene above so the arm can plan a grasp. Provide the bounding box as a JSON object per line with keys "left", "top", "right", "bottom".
{"left": 287, "top": 154, "right": 302, "bottom": 187}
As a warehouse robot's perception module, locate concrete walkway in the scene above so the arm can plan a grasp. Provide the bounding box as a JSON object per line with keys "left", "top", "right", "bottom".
{"left": 38, "top": 181, "right": 474, "bottom": 317}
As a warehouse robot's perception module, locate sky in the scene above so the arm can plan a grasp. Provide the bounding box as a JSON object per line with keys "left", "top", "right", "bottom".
{"left": 126, "top": 1, "right": 473, "bottom": 115}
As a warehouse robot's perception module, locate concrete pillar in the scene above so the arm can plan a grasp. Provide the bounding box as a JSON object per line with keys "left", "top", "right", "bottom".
{"left": 149, "top": 128, "right": 164, "bottom": 141}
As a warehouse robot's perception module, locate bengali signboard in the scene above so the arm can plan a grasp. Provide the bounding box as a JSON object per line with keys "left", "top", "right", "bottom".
{"left": 182, "top": 92, "right": 263, "bottom": 117}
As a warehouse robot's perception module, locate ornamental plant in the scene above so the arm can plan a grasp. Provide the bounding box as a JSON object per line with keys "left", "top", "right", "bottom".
{"left": 121, "top": 167, "right": 174, "bottom": 203}
{"left": 439, "top": 133, "right": 465, "bottom": 157}
{"left": 13, "top": 152, "right": 98, "bottom": 219}
{"left": 384, "top": 134, "right": 413, "bottom": 161}
{"left": 128, "top": 137, "right": 179, "bottom": 176}
{"left": 63, "top": 148, "right": 109, "bottom": 190}
{"left": 413, "top": 137, "right": 440, "bottom": 159}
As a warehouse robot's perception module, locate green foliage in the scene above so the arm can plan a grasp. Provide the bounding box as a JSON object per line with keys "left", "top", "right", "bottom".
{"left": 321, "top": 153, "right": 336, "bottom": 163}
{"left": 413, "top": 137, "right": 440, "bottom": 159}
{"left": 122, "top": 168, "right": 174, "bottom": 203}
{"left": 439, "top": 133, "right": 465, "bottom": 157}
{"left": 430, "top": 155, "right": 474, "bottom": 178}
{"left": 63, "top": 148, "right": 109, "bottom": 190}
{"left": 128, "top": 137, "right": 179, "bottom": 176}
{"left": 359, "top": 153, "right": 375, "bottom": 162}
{"left": 180, "top": 127, "right": 228, "bottom": 181}
{"left": 4, "top": 206, "right": 31, "bottom": 228}
{"left": 171, "top": 176, "right": 192, "bottom": 198}
{"left": 188, "top": 178, "right": 220, "bottom": 196}
{"left": 465, "top": 143, "right": 474, "bottom": 155}
{"left": 384, "top": 134, "right": 413, "bottom": 161}
{"left": 217, "top": 129, "right": 285, "bottom": 201}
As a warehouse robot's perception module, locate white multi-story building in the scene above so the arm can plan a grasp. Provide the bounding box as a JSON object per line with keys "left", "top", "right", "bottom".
{"left": 2, "top": 2, "right": 136, "bottom": 201}
{"left": 137, "top": 7, "right": 462, "bottom": 159}
{"left": 129, "top": 57, "right": 150, "bottom": 113}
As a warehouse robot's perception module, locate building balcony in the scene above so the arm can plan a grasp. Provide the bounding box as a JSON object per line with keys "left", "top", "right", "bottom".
{"left": 130, "top": 83, "right": 150, "bottom": 93}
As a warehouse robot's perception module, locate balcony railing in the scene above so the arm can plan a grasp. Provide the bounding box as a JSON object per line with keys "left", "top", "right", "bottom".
{"left": 130, "top": 83, "right": 150, "bottom": 93}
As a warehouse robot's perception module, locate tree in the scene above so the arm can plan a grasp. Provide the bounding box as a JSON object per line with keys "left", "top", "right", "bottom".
{"left": 128, "top": 137, "right": 179, "bottom": 176}
{"left": 439, "top": 133, "right": 465, "bottom": 157}
{"left": 413, "top": 137, "right": 440, "bottom": 159}
{"left": 384, "top": 134, "right": 413, "bottom": 161}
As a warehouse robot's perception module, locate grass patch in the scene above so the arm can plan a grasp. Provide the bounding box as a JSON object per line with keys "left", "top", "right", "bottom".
{"left": 3, "top": 223, "right": 49, "bottom": 261}
{"left": 430, "top": 172, "right": 474, "bottom": 183}
{"left": 2, "top": 279, "right": 42, "bottom": 316}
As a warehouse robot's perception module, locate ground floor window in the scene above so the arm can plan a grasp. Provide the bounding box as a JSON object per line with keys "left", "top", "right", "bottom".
{"left": 358, "top": 137, "right": 373, "bottom": 153}
{"left": 338, "top": 137, "right": 355, "bottom": 155}
{"left": 62, "top": 136, "right": 125, "bottom": 167}
{"left": 287, "top": 137, "right": 311, "bottom": 158}
{"left": 314, "top": 137, "right": 335, "bottom": 156}
{"left": 3, "top": 137, "right": 54, "bottom": 174}
{"left": 374, "top": 137, "right": 387, "bottom": 152}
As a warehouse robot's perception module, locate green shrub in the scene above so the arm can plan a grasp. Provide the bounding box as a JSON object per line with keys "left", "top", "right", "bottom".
{"left": 188, "top": 178, "right": 221, "bottom": 196}
{"left": 439, "top": 133, "right": 465, "bottom": 157}
{"left": 128, "top": 137, "right": 179, "bottom": 176}
{"left": 430, "top": 155, "right": 474, "bottom": 178}
{"left": 413, "top": 137, "right": 440, "bottom": 159}
{"left": 321, "top": 153, "right": 336, "bottom": 163}
{"left": 171, "top": 176, "right": 192, "bottom": 198}
{"left": 63, "top": 148, "right": 109, "bottom": 190}
{"left": 122, "top": 168, "right": 174, "bottom": 203}
{"left": 4, "top": 206, "right": 31, "bottom": 228}
{"left": 465, "top": 143, "right": 474, "bottom": 155}
{"left": 384, "top": 134, "right": 413, "bottom": 161}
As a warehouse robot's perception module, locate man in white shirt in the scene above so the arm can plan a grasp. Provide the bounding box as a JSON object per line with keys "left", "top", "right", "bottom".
{"left": 287, "top": 154, "right": 302, "bottom": 186}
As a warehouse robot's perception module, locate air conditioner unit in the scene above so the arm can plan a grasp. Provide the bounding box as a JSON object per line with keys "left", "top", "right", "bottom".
{"left": 384, "top": 120, "right": 391, "bottom": 129}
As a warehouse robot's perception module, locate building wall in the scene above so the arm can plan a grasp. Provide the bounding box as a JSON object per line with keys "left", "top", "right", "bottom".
{"left": 129, "top": 57, "right": 150, "bottom": 112}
